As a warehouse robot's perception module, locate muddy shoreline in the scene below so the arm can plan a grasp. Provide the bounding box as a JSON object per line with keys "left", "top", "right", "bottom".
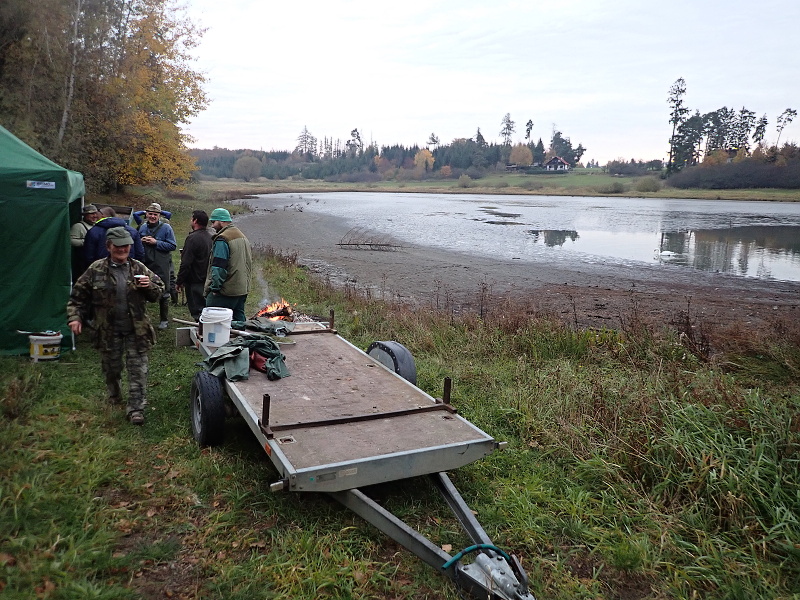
{"left": 237, "top": 206, "right": 800, "bottom": 331}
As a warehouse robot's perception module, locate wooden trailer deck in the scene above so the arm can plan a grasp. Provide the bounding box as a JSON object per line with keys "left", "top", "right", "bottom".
{"left": 196, "top": 322, "right": 499, "bottom": 493}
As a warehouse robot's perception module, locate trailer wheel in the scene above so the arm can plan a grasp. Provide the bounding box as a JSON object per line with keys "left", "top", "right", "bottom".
{"left": 367, "top": 341, "right": 417, "bottom": 385}
{"left": 190, "top": 371, "right": 226, "bottom": 446}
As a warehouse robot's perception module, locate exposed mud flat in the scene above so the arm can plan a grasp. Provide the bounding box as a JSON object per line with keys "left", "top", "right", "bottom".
{"left": 238, "top": 207, "right": 800, "bottom": 333}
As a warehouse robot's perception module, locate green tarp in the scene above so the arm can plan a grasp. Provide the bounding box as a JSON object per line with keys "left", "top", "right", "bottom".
{"left": 0, "top": 124, "right": 85, "bottom": 355}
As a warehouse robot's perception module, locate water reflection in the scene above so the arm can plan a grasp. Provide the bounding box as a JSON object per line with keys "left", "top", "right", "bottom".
{"left": 527, "top": 230, "right": 580, "bottom": 247}
{"left": 529, "top": 225, "right": 800, "bottom": 280}
{"left": 655, "top": 225, "right": 800, "bottom": 279}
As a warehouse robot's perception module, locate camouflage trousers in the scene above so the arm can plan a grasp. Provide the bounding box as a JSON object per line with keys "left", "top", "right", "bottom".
{"left": 101, "top": 332, "right": 149, "bottom": 416}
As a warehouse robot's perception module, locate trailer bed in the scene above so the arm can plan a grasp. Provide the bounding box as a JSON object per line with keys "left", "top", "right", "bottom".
{"left": 195, "top": 323, "right": 498, "bottom": 492}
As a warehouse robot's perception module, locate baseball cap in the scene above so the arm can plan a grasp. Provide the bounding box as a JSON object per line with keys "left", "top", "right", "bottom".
{"left": 145, "top": 202, "right": 163, "bottom": 214}
{"left": 106, "top": 226, "right": 134, "bottom": 246}
{"left": 82, "top": 204, "right": 98, "bottom": 214}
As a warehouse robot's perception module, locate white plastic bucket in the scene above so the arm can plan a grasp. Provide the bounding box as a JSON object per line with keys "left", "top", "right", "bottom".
{"left": 29, "top": 333, "right": 63, "bottom": 362}
{"left": 200, "top": 307, "right": 233, "bottom": 347}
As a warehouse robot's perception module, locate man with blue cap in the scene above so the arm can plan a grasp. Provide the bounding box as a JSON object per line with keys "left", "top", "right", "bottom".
{"left": 204, "top": 208, "right": 253, "bottom": 321}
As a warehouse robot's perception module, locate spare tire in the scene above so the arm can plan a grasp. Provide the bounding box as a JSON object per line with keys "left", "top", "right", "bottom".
{"left": 366, "top": 340, "right": 417, "bottom": 385}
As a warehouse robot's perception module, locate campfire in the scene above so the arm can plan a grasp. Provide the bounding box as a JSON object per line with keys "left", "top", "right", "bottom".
{"left": 254, "top": 299, "right": 294, "bottom": 321}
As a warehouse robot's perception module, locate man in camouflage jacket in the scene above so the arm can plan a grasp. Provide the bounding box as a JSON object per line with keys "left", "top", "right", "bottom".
{"left": 67, "top": 227, "right": 165, "bottom": 425}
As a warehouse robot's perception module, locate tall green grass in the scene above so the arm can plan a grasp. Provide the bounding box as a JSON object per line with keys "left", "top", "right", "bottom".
{"left": 1, "top": 242, "right": 798, "bottom": 599}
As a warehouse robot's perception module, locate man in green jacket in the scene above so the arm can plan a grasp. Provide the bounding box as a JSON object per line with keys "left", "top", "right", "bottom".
{"left": 204, "top": 208, "right": 253, "bottom": 322}
{"left": 67, "top": 227, "right": 165, "bottom": 425}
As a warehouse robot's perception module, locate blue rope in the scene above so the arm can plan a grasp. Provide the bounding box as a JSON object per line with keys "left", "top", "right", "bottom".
{"left": 442, "top": 543, "right": 512, "bottom": 570}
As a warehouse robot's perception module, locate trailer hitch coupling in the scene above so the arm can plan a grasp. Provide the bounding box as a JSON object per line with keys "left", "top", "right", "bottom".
{"left": 463, "top": 552, "right": 532, "bottom": 600}
{"left": 445, "top": 544, "right": 534, "bottom": 600}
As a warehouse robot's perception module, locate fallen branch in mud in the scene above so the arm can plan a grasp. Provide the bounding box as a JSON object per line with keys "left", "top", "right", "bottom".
{"left": 337, "top": 227, "right": 405, "bottom": 251}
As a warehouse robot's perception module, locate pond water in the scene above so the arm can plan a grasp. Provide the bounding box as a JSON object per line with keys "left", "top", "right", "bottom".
{"left": 252, "top": 192, "right": 800, "bottom": 283}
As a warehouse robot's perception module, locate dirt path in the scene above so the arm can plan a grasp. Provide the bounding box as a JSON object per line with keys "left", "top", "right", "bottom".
{"left": 237, "top": 207, "right": 800, "bottom": 332}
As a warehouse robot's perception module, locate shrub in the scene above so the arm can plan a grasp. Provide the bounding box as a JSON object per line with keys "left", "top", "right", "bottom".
{"left": 667, "top": 157, "right": 800, "bottom": 189}
{"left": 521, "top": 180, "right": 544, "bottom": 190}
{"left": 457, "top": 174, "right": 473, "bottom": 188}
{"left": 596, "top": 181, "right": 626, "bottom": 194}
{"left": 465, "top": 167, "right": 485, "bottom": 180}
{"left": 634, "top": 177, "right": 662, "bottom": 193}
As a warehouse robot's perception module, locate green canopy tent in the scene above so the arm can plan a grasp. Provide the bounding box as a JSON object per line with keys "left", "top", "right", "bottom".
{"left": 0, "top": 124, "right": 86, "bottom": 355}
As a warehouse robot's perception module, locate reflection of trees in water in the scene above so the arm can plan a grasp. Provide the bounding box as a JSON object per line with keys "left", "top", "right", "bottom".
{"left": 659, "top": 225, "right": 800, "bottom": 276}
{"left": 527, "top": 230, "right": 579, "bottom": 247}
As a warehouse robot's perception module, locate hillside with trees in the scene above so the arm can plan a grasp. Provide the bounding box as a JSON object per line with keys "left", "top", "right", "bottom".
{"left": 0, "top": 0, "right": 207, "bottom": 192}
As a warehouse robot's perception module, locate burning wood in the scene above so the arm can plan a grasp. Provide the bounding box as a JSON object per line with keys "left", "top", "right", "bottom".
{"left": 254, "top": 299, "right": 294, "bottom": 321}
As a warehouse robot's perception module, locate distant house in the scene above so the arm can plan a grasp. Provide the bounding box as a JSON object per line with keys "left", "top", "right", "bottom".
{"left": 544, "top": 156, "right": 570, "bottom": 171}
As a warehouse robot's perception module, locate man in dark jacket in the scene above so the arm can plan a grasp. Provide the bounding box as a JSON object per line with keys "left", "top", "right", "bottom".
{"left": 83, "top": 207, "right": 145, "bottom": 268}
{"left": 176, "top": 210, "right": 213, "bottom": 321}
{"left": 68, "top": 227, "right": 164, "bottom": 425}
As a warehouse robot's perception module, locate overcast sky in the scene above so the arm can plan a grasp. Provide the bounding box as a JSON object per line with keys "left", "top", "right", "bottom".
{"left": 183, "top": 0, "right": 800, "bottom": 165}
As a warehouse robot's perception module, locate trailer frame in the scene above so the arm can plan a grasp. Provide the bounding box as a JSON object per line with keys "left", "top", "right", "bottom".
{"left": 185, "top": 319, "right": 535, "bottom": 600}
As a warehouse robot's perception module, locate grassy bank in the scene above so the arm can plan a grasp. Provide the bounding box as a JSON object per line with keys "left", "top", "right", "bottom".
{"left": 2, "top": 246, "right": 798, "bottom": 599}
{"left": 191, "top": 173, "right": 800, "bottom": 202}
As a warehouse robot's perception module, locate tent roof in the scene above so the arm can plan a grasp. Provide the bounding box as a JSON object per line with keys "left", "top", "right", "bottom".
{"left": 0, "top": 124, "right": 85, "bottom": 202}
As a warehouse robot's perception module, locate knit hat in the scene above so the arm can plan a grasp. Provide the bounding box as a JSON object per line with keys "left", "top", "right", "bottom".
{"left": 209, "top": 208, "right": 232, "bottom": 222}
{"left": 82, "top": 204, "right": 98, "bottom": 214}
{"left": 106, "top": 226, "right": 134, "bottom": 246}
{"left": 145, "top": 202, "right": 163, "bottom": 214}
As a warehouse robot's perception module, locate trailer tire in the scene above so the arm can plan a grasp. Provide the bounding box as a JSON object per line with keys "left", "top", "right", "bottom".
{"left": 367, "top": 341, "right": 417, "bottom": 385}
{"left": 190, "top": 371, "right": 226, "bottom": 447}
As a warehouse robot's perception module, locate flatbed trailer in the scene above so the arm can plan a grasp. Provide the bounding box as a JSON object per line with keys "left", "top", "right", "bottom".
{"left": 186, "top": 319, "right": 535, "bottom": 600}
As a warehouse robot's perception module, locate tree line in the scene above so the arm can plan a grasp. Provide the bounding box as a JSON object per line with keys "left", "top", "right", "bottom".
{"left": 666, "top": 78, "right": 796, "bottom": 173}
{"left": 0, "top": 0, "right": 207, "bottom": 192}
{"left": 664, "top": 78, "right": 799, "bottom": 188}
{"left": 192, "top": 115, "right": 595, "bottom": 182}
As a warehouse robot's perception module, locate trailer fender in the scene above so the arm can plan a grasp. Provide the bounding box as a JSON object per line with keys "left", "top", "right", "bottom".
{"left": 366, "top": 340, "right": 417, "bottom": 385}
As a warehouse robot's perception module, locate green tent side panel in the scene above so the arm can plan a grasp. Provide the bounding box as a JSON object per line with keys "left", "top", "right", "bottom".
{"left": 0, "top": 124, "right": 86, "bottom": 355}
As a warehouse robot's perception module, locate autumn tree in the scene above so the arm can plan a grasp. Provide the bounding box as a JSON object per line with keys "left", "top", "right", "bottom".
{"left": 509, "top": 143, "right": 533, "bottom": 166}
{"left": 0, "top": 0, "right": 207, "bottom": 191}
{"left": 414, "top": 148, "right": 434, "bottom": 172}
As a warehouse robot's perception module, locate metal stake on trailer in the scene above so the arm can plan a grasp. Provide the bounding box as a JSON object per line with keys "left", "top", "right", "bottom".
{"left": 184, "top": 314, "right": 536, "bottom": 600}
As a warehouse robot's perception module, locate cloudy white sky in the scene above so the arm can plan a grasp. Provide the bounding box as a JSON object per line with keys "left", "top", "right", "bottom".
{"left": 182, "top": 0, "right": 800, "bottom": 165}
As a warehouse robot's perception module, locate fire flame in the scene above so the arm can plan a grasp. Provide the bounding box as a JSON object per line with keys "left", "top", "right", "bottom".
{"left": 254, "top": 299, "right": 294, "bottom": 321}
